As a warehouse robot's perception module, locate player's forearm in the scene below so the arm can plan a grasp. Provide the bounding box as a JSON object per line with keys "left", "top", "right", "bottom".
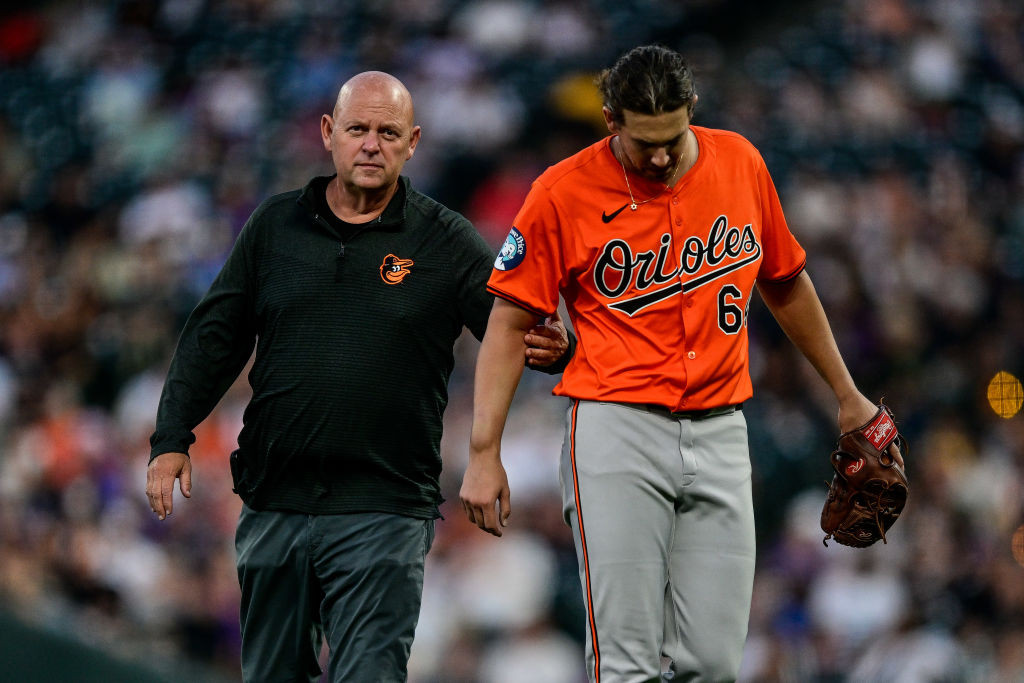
{"left": 469, "top": 300, "right": 535, "bottom": 456}
{"left": 757, "top": 271, "right": 859, "bottom": 402}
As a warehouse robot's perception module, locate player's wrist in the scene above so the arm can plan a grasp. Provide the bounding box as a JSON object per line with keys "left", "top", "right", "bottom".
{"left": 833, "top": 382, "right": 864, "bottom": 406}
{"left": 467, "top": 441, "right": 502, "bottom": 462}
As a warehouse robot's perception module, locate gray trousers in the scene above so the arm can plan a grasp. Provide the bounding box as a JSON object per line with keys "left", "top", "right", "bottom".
{"left": 559, "top": 401, "right": 756, "bottom": 683}
{"left": 235, "top": 505, "right": 434, "bottom": 683}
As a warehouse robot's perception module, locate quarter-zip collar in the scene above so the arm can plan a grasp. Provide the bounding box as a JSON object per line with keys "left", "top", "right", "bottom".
{"left": 297, "top": 175, "right": 409, "bottom": 237}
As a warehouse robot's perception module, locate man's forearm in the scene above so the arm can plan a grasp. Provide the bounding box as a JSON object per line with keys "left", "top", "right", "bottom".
{"left": 469, "top": 299, "right": 538, "bottom": 455}
{"left": 462, "top": 298, "right": 539, "bottom": 536}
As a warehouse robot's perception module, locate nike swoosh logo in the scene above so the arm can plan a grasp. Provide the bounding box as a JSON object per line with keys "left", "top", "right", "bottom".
{"left": 601, "top": 204, "right": 629, "bottom": 223}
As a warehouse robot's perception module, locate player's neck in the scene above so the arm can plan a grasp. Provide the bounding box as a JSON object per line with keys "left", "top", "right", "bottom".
{"left": 662, "top": 129, "right": 698, "bottom": 188}
{"left": 673, "top": 128, "right": 699, "bottom": 186}
{"left": 614, "top": 130, "right": 699, "bottom": 189}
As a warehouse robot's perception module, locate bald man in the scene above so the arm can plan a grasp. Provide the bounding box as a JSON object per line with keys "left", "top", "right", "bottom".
{"left": 145, "top": 72, "right": 573, "bottom": 682}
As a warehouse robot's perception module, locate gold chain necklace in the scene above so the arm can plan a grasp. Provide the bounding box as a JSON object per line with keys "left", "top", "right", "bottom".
{"left": 613, "top": 137, "right": 661, "bottom": 210}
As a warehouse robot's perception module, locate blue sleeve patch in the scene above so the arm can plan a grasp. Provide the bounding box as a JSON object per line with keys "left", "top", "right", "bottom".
{"left": 493, "top": 227, "right": 527, "bottom": 271}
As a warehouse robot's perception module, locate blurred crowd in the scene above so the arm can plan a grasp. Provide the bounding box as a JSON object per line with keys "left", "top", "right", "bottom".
{"left": 0, "top": 0, "right": 1022, "bottom": 681}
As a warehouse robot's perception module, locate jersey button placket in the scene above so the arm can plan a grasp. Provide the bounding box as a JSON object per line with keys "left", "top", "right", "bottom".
{"left": 672, "top": 195, "right": 691, "bottom": 405}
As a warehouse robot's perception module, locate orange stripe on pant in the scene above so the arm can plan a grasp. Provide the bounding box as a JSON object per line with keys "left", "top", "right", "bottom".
{"left": 569, "top": 399, "right": 601, "bottom": 682}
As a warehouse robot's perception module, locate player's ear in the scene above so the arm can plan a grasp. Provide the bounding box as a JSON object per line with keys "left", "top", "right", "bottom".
{"left": 602, "top": 107, "right": 618, "bottom": 134}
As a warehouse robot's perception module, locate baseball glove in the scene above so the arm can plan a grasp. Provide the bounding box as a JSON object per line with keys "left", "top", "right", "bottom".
{"left": 821, "top": 404, "right": 909, "bottom": 547}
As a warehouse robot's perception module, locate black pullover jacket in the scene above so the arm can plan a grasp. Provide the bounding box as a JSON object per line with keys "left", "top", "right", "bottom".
{"left": 150, "top": 175, "right": 571, "bottom": 518}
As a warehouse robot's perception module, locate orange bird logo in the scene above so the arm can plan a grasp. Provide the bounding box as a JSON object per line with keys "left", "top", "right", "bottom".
{"left": 380, "top": 254, "right": 414, "bottom": 285}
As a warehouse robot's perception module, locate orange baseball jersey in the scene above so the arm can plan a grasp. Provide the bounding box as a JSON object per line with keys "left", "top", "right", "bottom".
{"left": 488, "top": 126, "right": 806, "bottom": 411}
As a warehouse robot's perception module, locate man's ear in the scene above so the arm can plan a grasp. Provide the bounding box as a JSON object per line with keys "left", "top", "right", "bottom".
{"left": 407, "top": 125, "right": 421, "bottom": 160}
{"left": 602, "top": 106, "right": 618, "bottom": 134}
{"left": 321, "top": 114, "right": 334, "bottom": 151}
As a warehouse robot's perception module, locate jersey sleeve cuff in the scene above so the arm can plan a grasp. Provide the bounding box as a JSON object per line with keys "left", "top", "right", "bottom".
{"left": 486, "top": 285, "right": 551, "bottom": 318}
{"left": 760, "top": 260, "right": 806, "bottom": 283}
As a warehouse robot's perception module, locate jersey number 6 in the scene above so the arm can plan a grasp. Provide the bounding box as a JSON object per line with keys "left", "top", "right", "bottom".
{"left": 717, "top": 284, "right": 748, "bottom": 334}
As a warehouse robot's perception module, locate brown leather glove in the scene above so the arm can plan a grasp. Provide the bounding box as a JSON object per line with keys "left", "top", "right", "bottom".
{"left": 821, "top": 404, "right": 909, "bottom": 547}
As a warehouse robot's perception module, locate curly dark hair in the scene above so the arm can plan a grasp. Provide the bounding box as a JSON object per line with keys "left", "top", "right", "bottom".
{"left": 597, "top": 45, "right": 697, "bottom": 124}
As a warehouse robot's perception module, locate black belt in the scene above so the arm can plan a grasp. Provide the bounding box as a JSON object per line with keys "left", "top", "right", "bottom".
{"left": 637, "top": 403, "right": 742, "bottom": 421}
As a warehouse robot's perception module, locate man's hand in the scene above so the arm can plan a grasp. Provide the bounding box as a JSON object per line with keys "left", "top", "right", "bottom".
{"left": 146, "top": 452, "right": 192, "bottom": 520}
{"left": 524, "top": 309, "right": 568, "bottom": 367}
{"left": 459, "top": 454, "right": 511, "bottom": 537}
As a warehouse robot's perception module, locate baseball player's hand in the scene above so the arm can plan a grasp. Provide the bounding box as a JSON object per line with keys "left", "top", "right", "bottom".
{"left": 146, "top": 452, "right": 192, "bottom": 520}
{"left": 838, "top": 392, "right": 879, "bottom": 434}
{"left": 459, "top": 454, "right": 510, "bottom": 537}
{"left": 524, "top": 309, "right": 568, "bottom": 367}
